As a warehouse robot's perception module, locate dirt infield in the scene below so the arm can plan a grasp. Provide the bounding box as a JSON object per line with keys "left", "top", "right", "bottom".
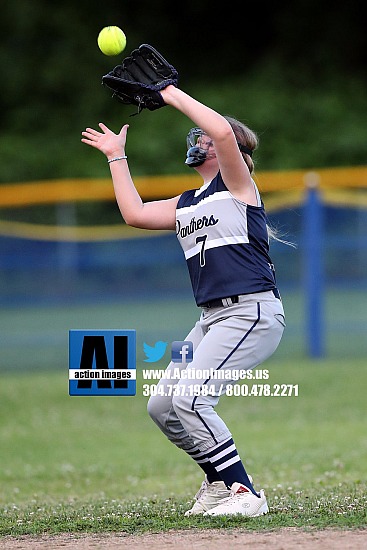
{"left": 2, "top": 529, "right": 366, "bottom": 549}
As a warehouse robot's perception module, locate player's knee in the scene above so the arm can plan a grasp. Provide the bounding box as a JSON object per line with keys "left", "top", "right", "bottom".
{"left": 171, "top": 392, "right": 192, "bottom": 421}
{"left": 147, "top": 395, "right": 166, "bottom": 426}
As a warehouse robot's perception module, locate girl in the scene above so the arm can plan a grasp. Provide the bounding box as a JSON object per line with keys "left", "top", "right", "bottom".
{"left": 82, "top": 84, "right": 285, "bottom": 516}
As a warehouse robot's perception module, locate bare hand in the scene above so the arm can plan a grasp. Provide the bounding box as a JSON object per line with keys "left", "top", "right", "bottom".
{"left": 81, "top": 123, "right": 129, "bottom": 159}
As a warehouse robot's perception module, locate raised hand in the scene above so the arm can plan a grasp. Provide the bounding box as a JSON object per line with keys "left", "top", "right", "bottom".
{"left": 81, "top": 123, "right": 129, "bottom": 160}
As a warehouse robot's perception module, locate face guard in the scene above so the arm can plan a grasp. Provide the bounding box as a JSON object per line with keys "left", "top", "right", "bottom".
{"left": 185, "top": 127, "right": 216, "bottom": 167}
{"left": 185, "top": 127, "right": 254, "bottom": 168}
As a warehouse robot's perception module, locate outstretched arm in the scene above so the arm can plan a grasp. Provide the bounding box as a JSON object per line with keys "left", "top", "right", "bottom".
{"left": 160, "top": 86, "right": 256, "bottom": 204}
{"left": 81, "top": 123, "right": 179, "bottom": 230}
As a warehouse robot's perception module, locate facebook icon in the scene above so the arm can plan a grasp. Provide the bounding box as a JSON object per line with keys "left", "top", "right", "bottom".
{"left": 171, "top": 341, "right": 194, "bottom": 363}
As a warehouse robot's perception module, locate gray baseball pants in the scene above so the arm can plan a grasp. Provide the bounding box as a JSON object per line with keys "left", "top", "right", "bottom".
{"left": 147, "top": 290, "right": 285, "bottom": 453}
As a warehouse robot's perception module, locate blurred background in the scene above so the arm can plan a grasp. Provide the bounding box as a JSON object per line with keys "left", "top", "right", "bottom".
{"left": 0, "top": 0, "right": 366, "bottom": 370}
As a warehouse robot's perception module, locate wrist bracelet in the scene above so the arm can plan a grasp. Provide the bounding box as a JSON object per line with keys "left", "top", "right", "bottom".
{"left": 108, "top": 156, "right": 127, "bottom": 163}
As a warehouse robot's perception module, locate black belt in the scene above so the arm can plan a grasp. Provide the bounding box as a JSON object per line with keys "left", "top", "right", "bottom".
{"left": 200, "top": 288, "right": 281, "bottom": 308}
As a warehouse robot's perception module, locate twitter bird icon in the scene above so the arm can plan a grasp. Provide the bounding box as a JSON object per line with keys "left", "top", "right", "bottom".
{"left": 143, "top": 341, "right": 168, "bottom": 362}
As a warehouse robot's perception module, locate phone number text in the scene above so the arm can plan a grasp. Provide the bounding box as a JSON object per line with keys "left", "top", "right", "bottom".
{"left": 142, "top": 383, "right": 299, "bottom": 397}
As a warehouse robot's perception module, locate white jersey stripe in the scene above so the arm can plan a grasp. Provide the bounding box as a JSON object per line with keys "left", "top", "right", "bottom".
{"left": 184, "top": 234, "right": 250, "bottom": 260}
{"left": 176, "top": 190, "right": 232, "bottom": 216}
{"left": 194, "top": 181, "right": 211, "bottom": 197}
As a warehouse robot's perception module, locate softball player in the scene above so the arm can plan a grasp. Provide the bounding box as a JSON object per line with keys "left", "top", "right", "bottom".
{"left": 82, "top": 84, "right": 285, "bottom": 517}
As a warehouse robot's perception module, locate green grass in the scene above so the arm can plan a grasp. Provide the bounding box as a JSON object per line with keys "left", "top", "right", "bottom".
{"left": 0, "top": 357, "right": 366, "bottom": 536}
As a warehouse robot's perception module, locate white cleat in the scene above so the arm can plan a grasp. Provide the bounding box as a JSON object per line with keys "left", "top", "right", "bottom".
{"left": 184, "top": 475, "right": 253, "bottom": 517}
{"left": 203, "top": 482, "right": 269, "bottom": 517}
{"left": 184, "top": 477, "right": 231, "bottom": 516}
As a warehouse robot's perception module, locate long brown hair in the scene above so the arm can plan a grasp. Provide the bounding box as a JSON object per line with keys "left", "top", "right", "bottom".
{"left": 225, "top": 116, "right": 296, "bottom": 247}
{"left": 224, "top": 115, "right": 258, "bottom": 174}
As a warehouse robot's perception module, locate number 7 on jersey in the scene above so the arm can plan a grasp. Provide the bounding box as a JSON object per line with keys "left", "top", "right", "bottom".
{"left": 196, "top": 234, "right": 208, "bottom": 267}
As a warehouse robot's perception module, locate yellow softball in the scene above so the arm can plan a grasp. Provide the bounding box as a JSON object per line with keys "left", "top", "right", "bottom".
{"left": 97, "top": 26, "right": 127, "bottom": 56}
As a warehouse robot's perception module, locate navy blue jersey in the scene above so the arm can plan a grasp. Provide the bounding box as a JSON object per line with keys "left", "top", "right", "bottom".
{"left": 176, "top": 172, "right": 277, "bottom": 306}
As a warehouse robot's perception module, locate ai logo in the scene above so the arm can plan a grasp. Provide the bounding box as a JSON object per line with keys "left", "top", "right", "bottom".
{"left": 69, "top": 330, "right": 136, "bottom": 396}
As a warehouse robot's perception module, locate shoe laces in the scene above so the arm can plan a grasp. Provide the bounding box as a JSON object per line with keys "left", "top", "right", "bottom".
{"left": 195, "top": 479, "right": 209, "bottom": 500}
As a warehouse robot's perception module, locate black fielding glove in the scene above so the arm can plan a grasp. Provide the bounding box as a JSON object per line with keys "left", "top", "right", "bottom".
{"left": 102, "top": 44, "right": 179, "bottom": 113}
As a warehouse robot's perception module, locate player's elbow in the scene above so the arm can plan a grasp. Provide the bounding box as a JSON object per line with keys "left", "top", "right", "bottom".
{"left": 119, "top": 206, "right": 144, "bottom": 228}
{"left": 123, "top": 212, "right": 160, "bottom": 230}
{"left": 123, "top": 214, "right": 145, "bottom": 229}
{"left": 213, "top": 119, "right": 235, "bottom": 145}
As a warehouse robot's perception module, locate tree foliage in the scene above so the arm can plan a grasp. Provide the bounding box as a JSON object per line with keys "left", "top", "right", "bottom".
{"left": 1, "top": 0, "right": 366, "bottom": 182}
